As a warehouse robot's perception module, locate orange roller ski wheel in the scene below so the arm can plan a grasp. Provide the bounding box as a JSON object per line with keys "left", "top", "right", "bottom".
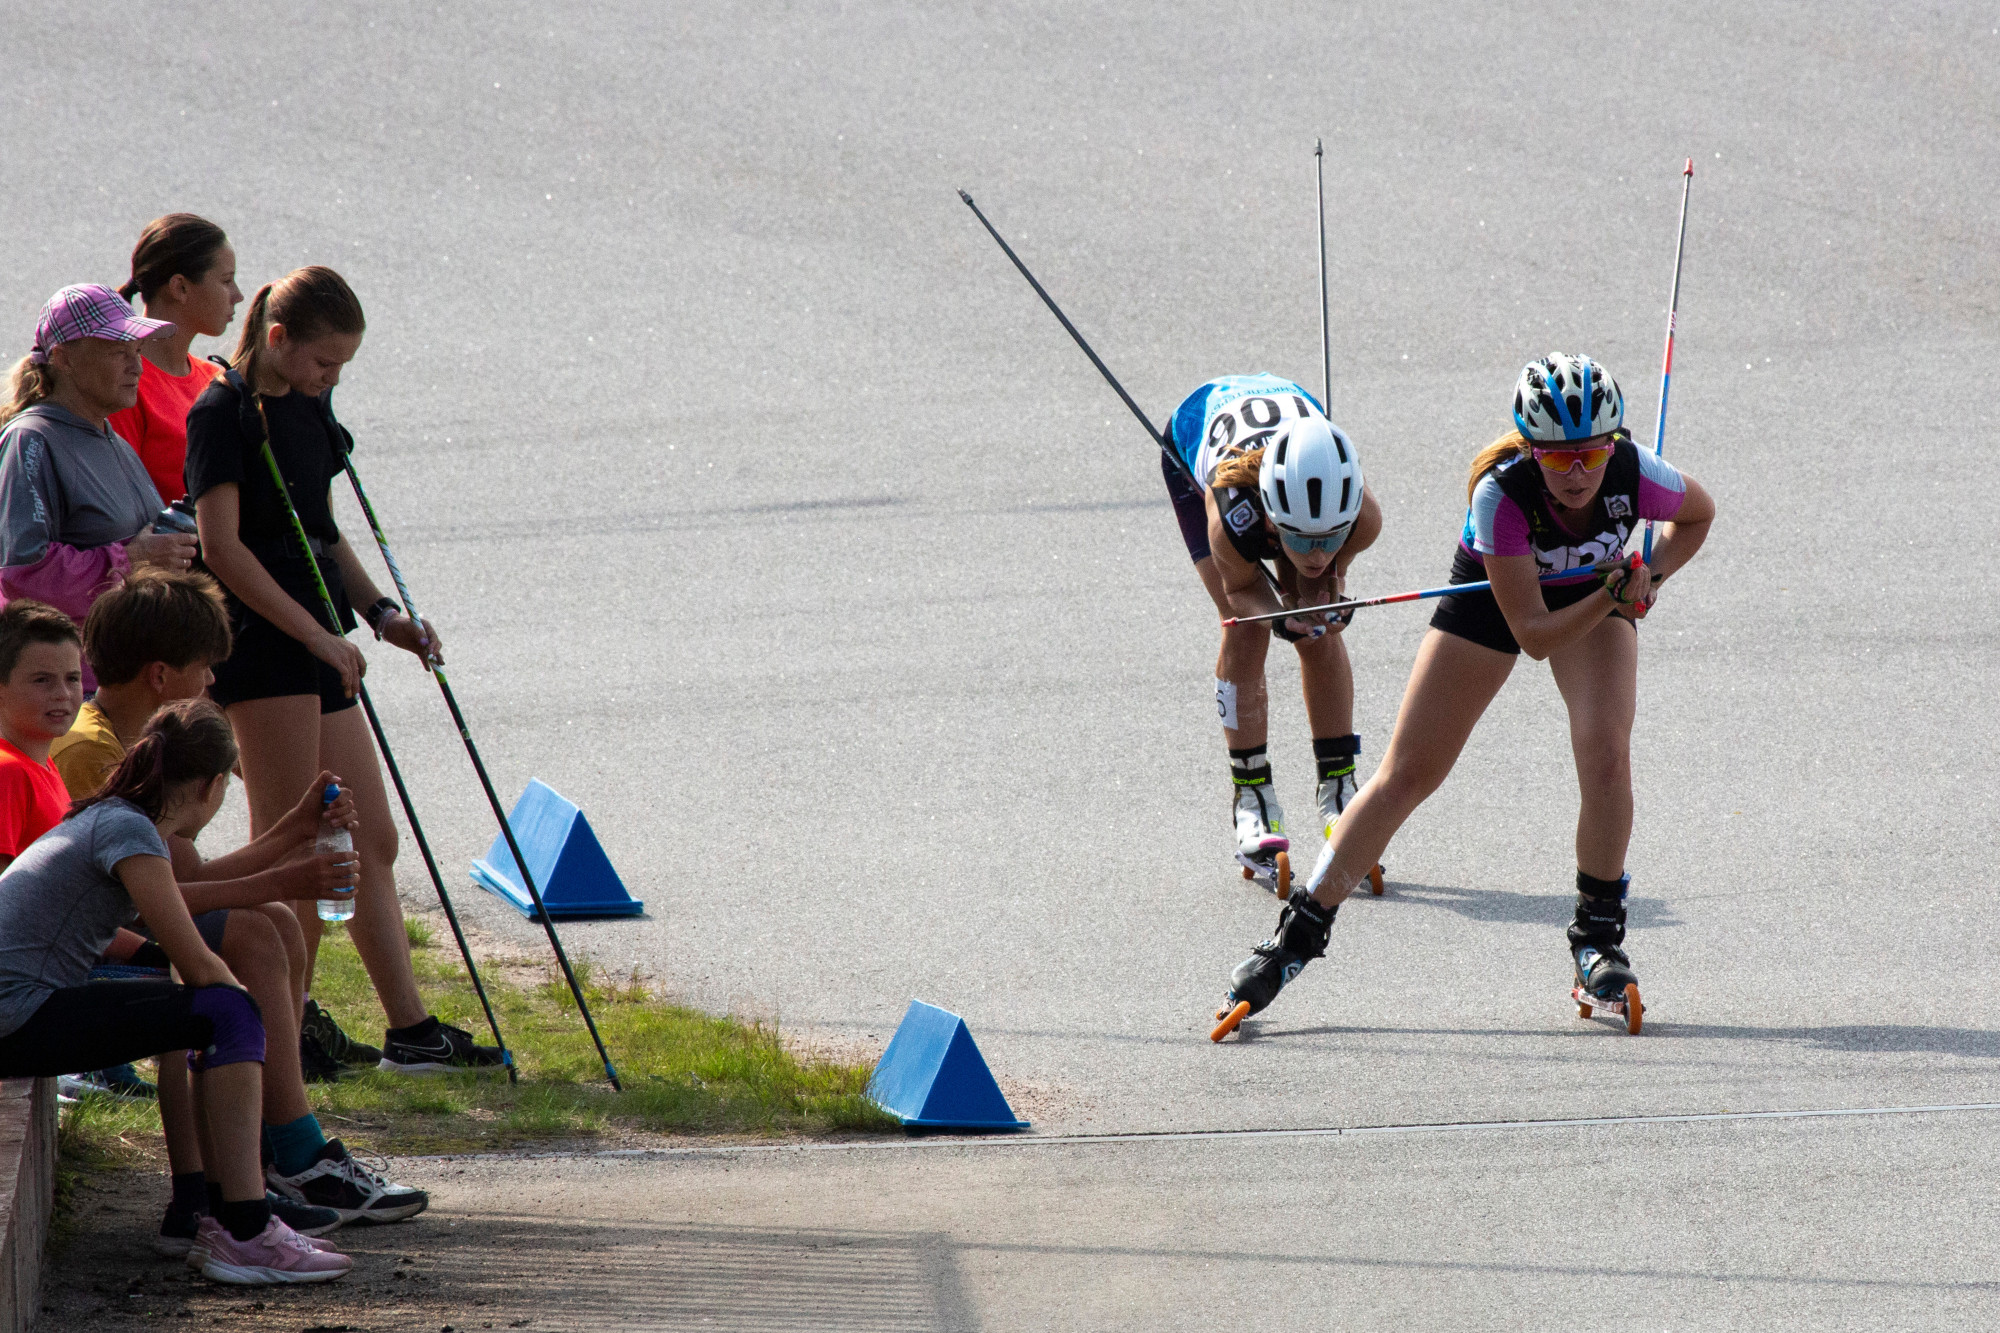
{"left": 1367, "top": 864, "right": 1384, "bottom": 896}
{"left": 1624, "top": 984, "right": 1643, "bottom": 1035}
{"left": 1211, "top": 1000, "right": 1251, "bottom": 1042}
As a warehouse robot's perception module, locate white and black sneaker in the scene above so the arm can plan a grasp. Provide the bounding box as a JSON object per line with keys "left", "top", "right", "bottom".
{"left": 378, "top": 1016, "right": 507, "bottom": 1075}
{"left": 266, "top": 1140, "right": 428, "bottom": 1225}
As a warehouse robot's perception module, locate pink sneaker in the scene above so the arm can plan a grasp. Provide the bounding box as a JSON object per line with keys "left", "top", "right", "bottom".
{"left": 194, "top": 1216, "right": 352, "bottom": 1285}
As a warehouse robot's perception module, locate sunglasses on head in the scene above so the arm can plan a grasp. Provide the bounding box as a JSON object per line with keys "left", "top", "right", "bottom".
{"left": 1278, "top": 526, "right": 1351, "bottom": 555}
{"left": 1531, "top": 442, "right": 1616, "bottom": 472}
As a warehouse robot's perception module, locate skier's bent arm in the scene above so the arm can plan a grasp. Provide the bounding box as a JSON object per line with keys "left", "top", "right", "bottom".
{"left": 1641, "top": 475, "right": 1715, "bottom": 584}
{"left": 1487, "top": 554, "right": 1631, "bottom": 662}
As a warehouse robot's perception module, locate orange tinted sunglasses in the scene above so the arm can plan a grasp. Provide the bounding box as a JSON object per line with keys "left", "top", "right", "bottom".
{"left": 1531, "top": 443, "right": 1615, "bottom": 472}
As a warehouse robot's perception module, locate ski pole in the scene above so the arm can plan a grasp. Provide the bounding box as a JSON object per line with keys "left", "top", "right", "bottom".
{"left": 1314, "top": 138, "right": 1333, "bottom": 414}
{"left": 248, "top": 437, "right": 516, "bottom": 1080}
{"left": 957, "top": 187, "right": 1196, "bottom": 488}
{"left": 1643, "top": 159, "right": 1694, "bottom": 566}
{"left": 1221, "top": 556, "right": 1639, "bottom": 626}
{"left": 340, "top": 458, "right": 622, "bottom": 1091}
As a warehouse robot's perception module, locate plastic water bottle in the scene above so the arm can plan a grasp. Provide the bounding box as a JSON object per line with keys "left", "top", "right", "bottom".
{"left": 314, "top": 784, "right": 355, "bottom": 923}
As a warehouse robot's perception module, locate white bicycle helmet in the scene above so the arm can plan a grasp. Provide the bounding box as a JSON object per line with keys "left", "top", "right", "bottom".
{"left": 1258, "top": 415, "right": 1363, "bottom": 553}
{"left": 1513, "top": 353, "right": 1624, "bottom": 442}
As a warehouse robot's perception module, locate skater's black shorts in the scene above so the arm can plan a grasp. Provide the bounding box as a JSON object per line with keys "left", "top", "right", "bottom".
{"left": 1162, "top": 450, "right": 1210, "bottom": 563}
{"left": 209, "top": 591, "right": 358, "bottom": 716}
{"left": 1428, "top": 547, "right": 1622, "bottom": 656}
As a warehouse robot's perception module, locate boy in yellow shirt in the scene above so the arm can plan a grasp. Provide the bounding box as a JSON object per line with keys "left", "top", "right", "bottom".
{"left": 52, "top": 570, "right": 230, "bottom": 797}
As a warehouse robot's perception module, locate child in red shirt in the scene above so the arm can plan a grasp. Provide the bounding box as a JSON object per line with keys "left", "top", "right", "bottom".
{"left": 0, "top": 601, "right": 83, "bottom": 867}
{"left": 108, "top": 215, "right": 242, "bottom": 503}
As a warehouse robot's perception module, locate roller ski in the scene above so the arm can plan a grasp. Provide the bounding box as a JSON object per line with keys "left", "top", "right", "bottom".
{"left": 1567, "top": 871, "right": 1643, "bottom": 1035}
{"left": 1210, "top": 893, "right": 1336, "bottom": 1041}
{"left": 1314, "top": 736, "right": 1384, "bottom": 896}
{"left": 1231, "top": 780, "right": 1291, "bottom": 899}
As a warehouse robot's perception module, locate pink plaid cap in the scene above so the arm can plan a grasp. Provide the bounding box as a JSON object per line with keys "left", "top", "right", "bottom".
{"left": 29, "top": 284, "right": 174, "bottom": 363}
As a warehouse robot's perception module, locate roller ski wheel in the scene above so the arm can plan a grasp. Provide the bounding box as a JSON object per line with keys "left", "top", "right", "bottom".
{"left": 1210, "top": 1000, "right": 1252, "bottom": 1042}
{"left": 1573, "top": 981, "right": 1644, "bottom": 1035}
{"left": 1208, "top": 894, "right": 1337, "bottom": 1043}
{"left": 1367, "top": 864, "right": 1384, "bottom": 896}
{"left": 1236, "top": 849, "right": 1292, "bottom": 899}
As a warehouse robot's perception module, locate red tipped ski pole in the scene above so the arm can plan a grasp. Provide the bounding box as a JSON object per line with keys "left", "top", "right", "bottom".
{"left": 1222, "top": 557, "right": 1638, "bottom": 626}
{"left": 1643, "top": 159, "right": 1694, "bottom": 566}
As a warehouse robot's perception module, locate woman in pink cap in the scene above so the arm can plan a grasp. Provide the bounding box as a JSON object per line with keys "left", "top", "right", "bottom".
{"left": 0, "top": 285, "right": 200, "bottom": 689}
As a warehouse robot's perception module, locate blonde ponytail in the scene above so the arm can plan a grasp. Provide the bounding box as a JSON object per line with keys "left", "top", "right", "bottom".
{"left": 1466, "top": 430, "right": 1534, "bottom": 502}
{"left": 1210, "top": 446, "right": 1266, "bottom": 491}
{"left": 0, "top": 357, "right": 55, "bottom": 429}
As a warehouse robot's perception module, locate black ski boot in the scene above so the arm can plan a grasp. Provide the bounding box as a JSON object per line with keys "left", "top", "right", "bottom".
{"left": 1210, "top": 893, "right": 1337, "bottom": 1040}
{"left": 1568, "top": 872, "right": 1644, "bottom": 1034}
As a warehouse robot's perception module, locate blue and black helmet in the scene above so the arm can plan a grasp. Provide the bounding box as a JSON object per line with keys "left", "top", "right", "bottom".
{"left": 1513, "top": 353, "right": 1624, "bottom": 442}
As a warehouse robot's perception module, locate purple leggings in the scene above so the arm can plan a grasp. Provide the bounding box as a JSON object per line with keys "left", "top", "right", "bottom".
{"left": 0, "top": 979, "right": 265, "bottom": 1077}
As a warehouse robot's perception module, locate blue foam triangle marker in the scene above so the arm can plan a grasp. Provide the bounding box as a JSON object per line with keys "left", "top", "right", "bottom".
{"left": 470, "top": 779, "right": 644, "bottom": 920}
{"left": 866, "top": 1000, "right": 1028, "bottom": 1130}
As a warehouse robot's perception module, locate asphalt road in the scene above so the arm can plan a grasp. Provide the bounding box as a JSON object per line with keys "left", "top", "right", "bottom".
{"left": 5, "top": 1, "right": 1997, "bottom": 1326}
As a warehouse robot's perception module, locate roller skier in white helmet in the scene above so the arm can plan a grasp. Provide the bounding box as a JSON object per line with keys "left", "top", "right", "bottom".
{"left": 1160, "top": 374, "right": 1381, "bottom": 898}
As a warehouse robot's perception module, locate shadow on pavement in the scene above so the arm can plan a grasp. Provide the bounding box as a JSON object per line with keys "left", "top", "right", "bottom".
{"left": 1375, "top": 879, "right": 1684, "bottom": 930}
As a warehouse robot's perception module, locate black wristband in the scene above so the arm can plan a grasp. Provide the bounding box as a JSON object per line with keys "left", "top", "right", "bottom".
{"left": 363, "top": 597, "right": 401, "bottom": 637}
{"left": 1270, "top": 619, "right": 1305, "bottom": 643}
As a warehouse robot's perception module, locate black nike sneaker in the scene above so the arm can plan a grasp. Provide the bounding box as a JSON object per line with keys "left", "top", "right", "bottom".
{"left": 377, "top": 1016, "right": 507, "bottom": 1075}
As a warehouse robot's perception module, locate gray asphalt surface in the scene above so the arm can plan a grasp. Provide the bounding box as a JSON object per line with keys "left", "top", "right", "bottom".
{"left": 6, "top": 1, "right": 1998, "bottom": 1326}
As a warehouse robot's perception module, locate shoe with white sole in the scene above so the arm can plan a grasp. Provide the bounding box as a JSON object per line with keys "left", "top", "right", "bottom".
{"left": 267, "top": 1139, "right": 428, "bottom": 1225}
{"left": 378, "top": 1016, "right": 507, "bottom": 1075}
{"left": 192, "top": 1216, "right": 350, "bottom": 1285}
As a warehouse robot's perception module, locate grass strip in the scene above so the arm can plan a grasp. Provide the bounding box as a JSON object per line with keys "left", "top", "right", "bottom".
{"left": 305, "top": 919, "right": 899, "bottom": 1153}
{"left": 57, "top": 918, "right": 896, "bottom": 1190}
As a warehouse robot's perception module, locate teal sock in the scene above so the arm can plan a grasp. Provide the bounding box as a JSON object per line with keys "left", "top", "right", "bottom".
{"left": 265, "top": 1113, "right": 329, "bottom": 1178}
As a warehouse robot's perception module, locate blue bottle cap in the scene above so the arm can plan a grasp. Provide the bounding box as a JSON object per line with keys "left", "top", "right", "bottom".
{"left": 321, "top": 783, "right": 340, "bottom": 805}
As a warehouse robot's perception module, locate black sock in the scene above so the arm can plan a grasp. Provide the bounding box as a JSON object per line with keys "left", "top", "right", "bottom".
{"left": 205, "top": 1179, "right": 225, "bottom": 1217}
{"left": 385, "top": 1015, "right": 439, "bottom": 1040}
{"left": 1312, "top": 734, "right": 1360, "bottom": 785}
{"left": 1228, "top": 745, "right": 1273, "bottom": 787}
{"left": 1576, "top": 870, "right": 1626, "bottom": 901}
{"left": 215, "top": 1196, "right": 273, "bottom": 1243}
{"left": 169, "top": 1172, "right": 206, "bottom": 1217}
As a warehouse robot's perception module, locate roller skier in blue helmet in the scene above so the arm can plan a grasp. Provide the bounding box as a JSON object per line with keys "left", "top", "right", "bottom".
{"left": 1160, "top": 373, "right": 1382, "bottom": 898}
{"left": 1210, "top": 354, "right": 1716, "bottom": 1039}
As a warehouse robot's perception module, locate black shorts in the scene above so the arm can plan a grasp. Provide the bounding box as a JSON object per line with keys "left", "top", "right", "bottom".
{"left": 210, "top": 604, "right": 357, "bottom": 715}
{"left": 1162, "top": 450, "right": 1210, "bottom": 562}
{"left": 1428, "top": 547, "right": 1617, "bottom": 656}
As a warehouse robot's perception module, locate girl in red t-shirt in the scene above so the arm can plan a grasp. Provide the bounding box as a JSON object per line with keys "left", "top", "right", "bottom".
{"left": 109, "top": 215, "right": 244, "bottom": 503}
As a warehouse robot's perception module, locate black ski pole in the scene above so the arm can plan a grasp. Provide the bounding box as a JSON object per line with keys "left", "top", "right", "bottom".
{"left": 340, "top": 458, "right": 622, "bottom": 1091}
{"left": 1313, "top": 138, "right": 1333, "bottom": 413}
{"left": 247, "top": 433, "right": 516, "bottom": 1079}
{"left": 957, "top": 188, "right": 1197, "bottom": 488}
{"left": 354, "top": 687, "right": 515, "bottom": 1081}
{"left": 959, "top": 186, "right": 1291, "bottom": 602}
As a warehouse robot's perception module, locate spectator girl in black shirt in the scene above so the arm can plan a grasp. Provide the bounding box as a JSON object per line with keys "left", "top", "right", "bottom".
{"left": 185, "top": 267, "right": 500, "bottom": 1074}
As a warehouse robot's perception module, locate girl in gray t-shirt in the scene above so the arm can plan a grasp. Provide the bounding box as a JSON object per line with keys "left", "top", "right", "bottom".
{"left": 0, "top": 698, "right": 352, "bottom": 1283}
